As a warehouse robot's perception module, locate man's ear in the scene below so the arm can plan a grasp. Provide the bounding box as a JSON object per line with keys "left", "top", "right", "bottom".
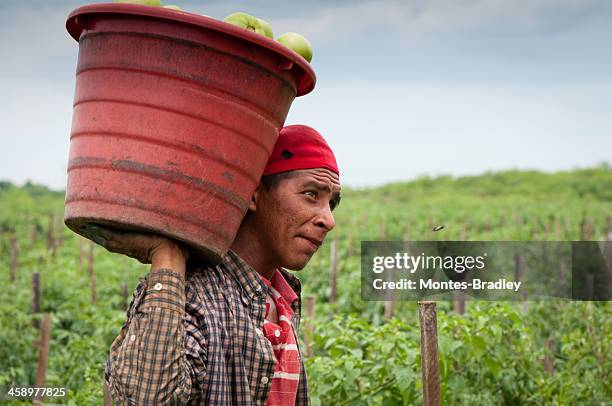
{"left": 248, "top": 184, "right": 261, "bottom": 212}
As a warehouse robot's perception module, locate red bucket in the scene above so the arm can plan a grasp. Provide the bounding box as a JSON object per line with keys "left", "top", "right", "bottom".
{"left": 64, "top": 4, "right": 315, "bottom": 263}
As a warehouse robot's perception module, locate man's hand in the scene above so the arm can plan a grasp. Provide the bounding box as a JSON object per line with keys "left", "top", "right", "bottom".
{"left": 80, "top": 225, "right": 189, "bottom": 272}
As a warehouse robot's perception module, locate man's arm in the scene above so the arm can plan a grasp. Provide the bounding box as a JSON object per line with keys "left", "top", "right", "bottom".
{"left": 86, "top": 227, "right": 205, "bottom": 404}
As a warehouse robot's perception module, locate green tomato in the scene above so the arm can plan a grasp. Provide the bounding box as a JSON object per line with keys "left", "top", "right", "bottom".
{"left": 276, "top": 32, "right": 313, "bottom": 62}
{"left": 224, "top": 12, "right": 273, "bottom": 39}
{"left": 257, "top": 18, "right": 274, "bottom": 39}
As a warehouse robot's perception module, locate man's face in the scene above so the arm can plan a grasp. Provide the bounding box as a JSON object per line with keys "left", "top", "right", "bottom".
{"left": 252, "top": 168, "right": 341, "bottom": 270}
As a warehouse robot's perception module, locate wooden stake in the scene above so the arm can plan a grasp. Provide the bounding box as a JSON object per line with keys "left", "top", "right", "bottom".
{"left": 580, "top": 214, "right": 592, "bottom": 241}
{"left": 54, "top": 212, "right": 63, "bottom": 248}
{"left": 88, "top": 241, "right": 97, "bottom": 305}
{"left": 543, "top": 339, "right": 555, "bottom": 375}
{"left": 32, "top": 272, "right": 41, "bottom": 328}
{"left": 46, "top": 214, "right": 55, "bottom": 254}
{"left": 79, "top": 237, "right": 84, "bottom": 271}
{"left": 418, "top": 301, "right": 440, "bottom": 406}
{"left": 605, "top": 216, "right": 612, "bottom": 241}
{"left": 32, "top": 272, "right": 41, "bottom": 313}
{"left": 34, "top": 313, "right": 52, "bottom": 403}
{"left": 378, "top": 222, "right": 387, "bottom": 240}
{"left": 459, "top": 224, "right": 468, "bottom": 242}
{"left": 515, "top": 251, "right": 529, "bottom": 309}
{"left": 329, "top": 238, "right": 338, "bottom": 305}
{"left": 10, "top": 237, "right": 19, "bottom": 282}
{"left": 384, "top": 300, "right": 394, "bottom": 319}
{"left": 31, "top": 222, "right": 39, "bottom": 245}
{"left": 514, "top": 251, "right": 524, "bottom": 284}
{"left": 452, "top": 291, "right": 466, "bottom": 315}
{"left": 542, "top": 241, "right": 549, "bottom": 272}
{"left": 305, "top": 295, "right": 315, "bottom": 357}
{"left": 453, "top": 232, "right": 467, "bottom": 315}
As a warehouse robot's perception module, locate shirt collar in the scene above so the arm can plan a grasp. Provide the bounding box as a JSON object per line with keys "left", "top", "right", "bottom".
{"left": 222, "top": 250, "right": 301, "bottom": 303}
{"left": 261, "top": 270, "right": 300, "bottom": 304}
{"left": 222, "top": 250, "right": 268, "bottom": 301}
{"left": 278, "top": 268, "right": 302, "bottom": 300}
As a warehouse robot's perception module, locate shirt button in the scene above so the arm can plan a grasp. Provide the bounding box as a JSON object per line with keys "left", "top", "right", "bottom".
{"left": 154, "top": 283, "right": 163, "bottom": 291}
{"left": 130, "top": 334, "right": 136, "bottom": 342}
{"left": 261, "top": 376, "right": 269, "bottom": 385}
{"left": 274, "top": 330, "right": 280, "bottom": 338}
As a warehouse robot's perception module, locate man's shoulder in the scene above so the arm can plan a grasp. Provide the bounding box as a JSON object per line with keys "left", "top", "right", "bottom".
{"left": 183, "top": 261, "right": 240, "bottom": 327}
{"left": 184, "top": 251, "right": 302, "bottom": 304}
{"left": 184, "top": 253, "right": 250, "bottom": 301}
{"left": 185, "top": 260, "right": 229, "bottom": 291}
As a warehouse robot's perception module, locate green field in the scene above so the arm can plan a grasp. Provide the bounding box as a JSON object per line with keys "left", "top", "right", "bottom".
{"left": 1, "top": 167, "right": 611, "bottom": 405}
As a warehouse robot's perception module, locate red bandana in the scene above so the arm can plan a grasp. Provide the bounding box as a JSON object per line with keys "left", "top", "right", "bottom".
{"left": 262, "top": 125, "right": 339, "bottom": 177}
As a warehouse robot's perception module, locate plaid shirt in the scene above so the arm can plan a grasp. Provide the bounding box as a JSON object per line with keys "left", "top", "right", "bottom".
{"left": 104, "top": 250, "right": 310, "bottom": 405}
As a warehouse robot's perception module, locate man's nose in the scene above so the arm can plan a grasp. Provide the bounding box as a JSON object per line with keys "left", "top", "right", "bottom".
{"left": 315, "top": 204, "right": 336, "bottom": 232}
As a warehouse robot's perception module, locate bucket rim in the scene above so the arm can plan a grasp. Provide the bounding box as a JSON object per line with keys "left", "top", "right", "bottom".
{"left": 66, "top": 3, "right": 316, "bottom": 96}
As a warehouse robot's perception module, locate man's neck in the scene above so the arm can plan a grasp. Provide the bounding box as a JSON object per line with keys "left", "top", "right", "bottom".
{"left": 230, "top": 223, "right": 277, "bottom": 281}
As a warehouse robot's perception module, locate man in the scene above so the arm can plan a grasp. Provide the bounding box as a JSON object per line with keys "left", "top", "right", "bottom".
{"left": 95, "top": 124, "right": 341, "bottom": 405}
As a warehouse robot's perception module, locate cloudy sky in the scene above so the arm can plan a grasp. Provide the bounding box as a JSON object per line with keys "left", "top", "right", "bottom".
{"left": 1, "top": 0, "right": 611, "bottom": 189}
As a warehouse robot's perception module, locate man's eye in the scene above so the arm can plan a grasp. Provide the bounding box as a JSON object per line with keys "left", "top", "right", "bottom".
{"left": 330, "top": 198, "right": 340, "bottom": 211}
{"left": 304, "top": 191, "right": 317, "bottom": 198}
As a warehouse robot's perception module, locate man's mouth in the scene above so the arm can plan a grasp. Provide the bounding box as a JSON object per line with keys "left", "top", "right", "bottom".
{"left": 300, "top": 236, "right": 322, "bottom": 250}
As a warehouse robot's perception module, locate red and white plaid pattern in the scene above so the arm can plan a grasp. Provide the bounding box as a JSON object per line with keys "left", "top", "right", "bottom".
{"left": 261, "top": 271, "right": 301, "bottom": 406}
